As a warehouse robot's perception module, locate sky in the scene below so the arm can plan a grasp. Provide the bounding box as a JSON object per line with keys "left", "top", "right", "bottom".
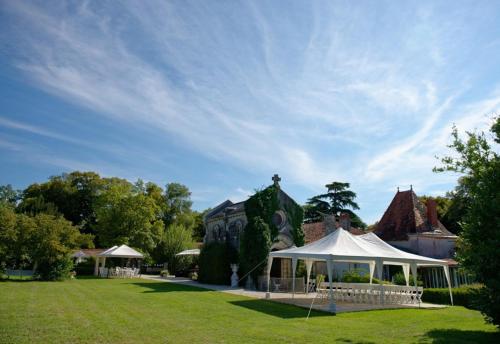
{"left": 1, "top": 1, "right": 499, "bottom": 224}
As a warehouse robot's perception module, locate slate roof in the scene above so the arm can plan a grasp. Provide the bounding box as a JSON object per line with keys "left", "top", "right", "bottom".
{"left": 302, "top": 222, "right": 365, "bottom": 244}
{"left": 205, "top": 200, "right": 245, "bottom": 220}
{"left": 205, "top": 186, "right": 299, "bottom": 222}
{"left": 302, "top": 222, "right": 326, "bottom": 244}
{"left": 374, "top": 190, "right": 454, "bottom": 241}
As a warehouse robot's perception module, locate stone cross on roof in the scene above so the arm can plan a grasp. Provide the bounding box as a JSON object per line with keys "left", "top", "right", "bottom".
{"left": 272, "top": 174, "right": 281, "bottom": 187}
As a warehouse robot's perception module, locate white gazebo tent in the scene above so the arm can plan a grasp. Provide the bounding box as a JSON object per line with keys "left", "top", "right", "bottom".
{"left": 266, "top": 228, "right": 453, "bottom": 312}
{"left": 175, "top": 249, "right": 201, "bottom": 256}
{"left": 94, "top": 245, "right": 144, "bottom": 276}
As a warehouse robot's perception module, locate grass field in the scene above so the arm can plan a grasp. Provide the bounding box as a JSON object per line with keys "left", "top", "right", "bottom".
{"left": 0, "top": 278, "right": 498, "bottom": 343}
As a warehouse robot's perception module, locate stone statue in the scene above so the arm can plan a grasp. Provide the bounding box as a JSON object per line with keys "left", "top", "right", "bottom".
{"left": 230, "top": 264, "right": 239, "bottom": 287}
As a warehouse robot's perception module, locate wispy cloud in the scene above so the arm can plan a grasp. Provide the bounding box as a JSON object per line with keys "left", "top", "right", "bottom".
{"left": 1, "top": 0, "right": 499, "bottom": 223}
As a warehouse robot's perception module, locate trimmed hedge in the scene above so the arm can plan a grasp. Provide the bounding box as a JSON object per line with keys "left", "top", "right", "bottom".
{"left": 198, "top": 242, "right": 237, "bottom": 285}
{"left": 74, "top": 258, "right": 96, "bottom": 276}
{"left": 422, "top": 284, "right": 482, "bottom": 309}
{"left": 341, "top": 269, "right": 383, "bottom": 284}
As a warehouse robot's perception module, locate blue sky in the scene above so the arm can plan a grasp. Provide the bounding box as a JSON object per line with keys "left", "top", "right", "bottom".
{"left": 1, "top": 1, "right": 499, "bottom": 224}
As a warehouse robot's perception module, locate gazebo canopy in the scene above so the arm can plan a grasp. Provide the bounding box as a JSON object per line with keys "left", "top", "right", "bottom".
{"left": 97, "top": 245, "right": 144, "bottom": 258}
{"left": 266, "top": 228, "right": 453, "bottom": 311}
{"left": 94, "top": 245, "right": 144, "bottom": 276}
{"left": 175, "top": 249, "right": 200, "bottom": 256}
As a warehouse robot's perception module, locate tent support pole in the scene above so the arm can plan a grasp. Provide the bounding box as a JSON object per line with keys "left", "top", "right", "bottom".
{"left": 410, "top": 263, "right": 418, "bottom": 306}
{"left": 326, "top": 258, "right": 336, "bottom": 313}
{"left": 305, "top": 260, "right": 313, "bottom": 294}
{"left": 369, "top": 261, "right": 375, "bottom": 284}
{"left": 291, "top": 258, "right": 297, "bottom": 299}
{"left": 403, "top": 264, "right": 410, "bottom": 286}
{"left": 376, "top": 259, "right": 384, "bottom": 304}
{"left": 94, "top": 256, "right": 99, "bottom": 276}
{"left": 443, "top": 265, "right": 454, "bottom": 305}
{"left": 266, "top": 257, "right": 273, "bottom": 299}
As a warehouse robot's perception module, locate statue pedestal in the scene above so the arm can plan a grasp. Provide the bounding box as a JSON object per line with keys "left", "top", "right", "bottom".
{"left": 245, "top": 275, "right": 255, "bottom": 290}
{"left": 230, "top": 264, "right": 239, "bottom": 288}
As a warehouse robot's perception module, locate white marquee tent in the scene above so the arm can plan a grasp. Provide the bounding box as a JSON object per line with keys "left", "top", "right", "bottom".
{"left": 175, "top": 249, "right": 201, "bottom": 256}
{"left": 266, "top": 228, "right": 453, "bottom": 311}
{"left": 94, "top": 245, "right": 144, "bottom": 276}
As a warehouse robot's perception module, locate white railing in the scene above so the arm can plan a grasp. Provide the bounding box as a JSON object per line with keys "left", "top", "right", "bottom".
{"left": 108, "top": 267, "right": 140, "bottom": 278}
{"left": 317, "top": 282, "right": 423, "bottom": 305}
{"left": 257, "top": 276, "right": 305, "bottom": 293}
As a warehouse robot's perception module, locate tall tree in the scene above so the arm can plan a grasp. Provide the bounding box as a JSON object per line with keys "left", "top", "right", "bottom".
{"left": 419, "top": 193, "right": 467, "bottom": 234}
{"left": 435, "top": 117, "right": 500, "bottom": 326}
{"left": 153, "top": 224, "right": 194, "bottom": 273}
{"left": 17, "top": 171, "right": 104, "bottom": 235}
{"left": 192, "top": 209, "right": 210, "bottom": 242}
{"left": 163, "top": 183, "right": 194, "bottom": 228}
{"left": 95, "top": 192, "right": 164, "bottom": 260}
{"left": 239, "top": 216, "right": 272, "bottom": 286}
{"left": 0, "top": 184, "right": 20, "bottom": 206}
{"left": 305, "top": 182, "right": 366, "bottom": 228}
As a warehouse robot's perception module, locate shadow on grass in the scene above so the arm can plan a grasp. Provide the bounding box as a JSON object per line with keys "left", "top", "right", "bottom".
{"left": 130, "top": 282, "right": 211, "bottom": 293}
{"left": 0, "top": 278, "right": 36, "bottom": 283}
{"left": 335, "top": 339, "right": 376, "bottom": 344}
{"left": 421, "top": 329, "right": 499, "bottom": 343}
{"left": 228, "top": 299, "right": 331, "bottom": 319}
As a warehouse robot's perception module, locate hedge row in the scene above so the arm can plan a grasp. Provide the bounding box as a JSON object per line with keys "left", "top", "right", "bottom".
{"left": 422, "top": 284, "right": 483, "bottom": 309}
{"left": 198, "top": 242, "right": 237, "bottom": 285}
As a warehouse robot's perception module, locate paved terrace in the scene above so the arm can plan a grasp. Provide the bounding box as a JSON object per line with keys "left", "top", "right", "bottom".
{"left": 140, "top": 275, "right": 446, "bottom": 314}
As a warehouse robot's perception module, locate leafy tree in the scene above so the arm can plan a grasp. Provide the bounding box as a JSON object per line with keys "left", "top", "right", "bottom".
{"left": 96, "top": 192, "right": 164, "bottom": 259}
{"left": 0, "top": 204, "right": 20, "bottom": 271}
{"left": 435, "top": 117, "right": 500, "bottom": 326}
{"left": 192, "top": 209, "right": 210, "bottom": 242}
{"left": 17, "top": 171, "right": 104, "bottom": 235}
{"left": 0, "top": 205, "right": 91, "bottom": 280}
{"left": 198, "top": 242, "right": 237, "bottom": 285}
{"left": 163, "top": 183, "right": 194, "bottom": 228}
{"left": 305, "top": 182, "right": 366, "bottom": 228}
{"left": 239, "top": 216, "right": 271, "bottom": 286}
{"left": 153, "top": 224, "right": 194, "bottom": 274}
{"left": 0, "top": 184, "right": 20, "bottom": 206}
{"left": 419, "top": 194, "right": 466, "bottom": 234}
{"left": 31, "top": 214, "right": 89, "bottom": 280}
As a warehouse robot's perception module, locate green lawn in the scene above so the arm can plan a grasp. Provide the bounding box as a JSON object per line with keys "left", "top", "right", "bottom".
{"left": 0, "top": 278, "right": 498, "bottom": 343}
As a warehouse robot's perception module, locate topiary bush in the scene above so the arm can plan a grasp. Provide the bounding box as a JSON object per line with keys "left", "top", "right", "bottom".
{"left": 74, "top": 257, "right": 96, "bottom": 276}
{"left": 198, "top": 242, "right": 237, "bottom": 285}
{"left": 422, "top": 284, "right": 483, "bottom": 309}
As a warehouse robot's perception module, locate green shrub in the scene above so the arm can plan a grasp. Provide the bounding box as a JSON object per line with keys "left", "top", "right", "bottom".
{"left": 74, "top": 258, "right": 96, "bottom": 276}
{"left": 341, "top": 269, "right": 383, "bottom": 284}
{"left": 160, "top": 270, "right": 169, "bottom": 277}
{"left": 36, "top": 255, "right": 74, "bottom": 281}
{"left": 392, "top": 272, "right": 423, "bottom": 286}
{"left": 422, "top": 284, "right": 483, "bottom": 309}
{"left": 198, "top": 242, "right": 237, "bottom": 285}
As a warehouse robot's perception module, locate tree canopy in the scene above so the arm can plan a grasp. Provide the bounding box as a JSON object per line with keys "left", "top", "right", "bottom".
{"left": 304, "top": 182, "right": 366, "bottom": 228}
{"left": 1, "top": 171, "right": 204, "bottom": 277}
{"left": 435, "top": 117, "right": 500, "bottom": 326}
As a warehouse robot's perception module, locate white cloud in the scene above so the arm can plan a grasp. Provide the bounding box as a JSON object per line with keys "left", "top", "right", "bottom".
{"left": 2, "top": 0, "right": 500, "bottom": 222}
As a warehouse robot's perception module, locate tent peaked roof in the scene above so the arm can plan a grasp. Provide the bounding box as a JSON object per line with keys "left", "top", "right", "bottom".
{"left": 271, "top": 227, "right": 374, "bottom": 259}
{"left": 270, "top": 228, "right": 446, "bottom": 266}
{"left": 97, "top": 245, "right": 144, "bottom": 258}
{"left": 357, "top": 232, "right": 445, "bottom": 265}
